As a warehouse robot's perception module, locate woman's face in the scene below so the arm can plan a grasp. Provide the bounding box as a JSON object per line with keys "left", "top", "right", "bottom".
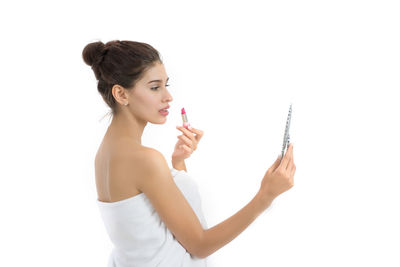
{"left": 127, "top": 61, "right": 173, "bottom": 123}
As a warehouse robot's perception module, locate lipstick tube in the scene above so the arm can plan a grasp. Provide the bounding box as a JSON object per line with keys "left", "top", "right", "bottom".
{"left": 181, "top": 107, "right": 191, "bottom": 129}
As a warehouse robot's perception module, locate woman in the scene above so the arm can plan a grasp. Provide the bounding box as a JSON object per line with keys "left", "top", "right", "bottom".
{"left": 82, "top": 40, "right": 296, "bottom": 267}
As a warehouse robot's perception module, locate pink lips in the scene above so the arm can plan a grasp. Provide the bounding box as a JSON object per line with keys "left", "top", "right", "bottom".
{"left": 159, "top": 110, "right": 169, "bottom": 116}
{"left": 159, "top": 105, "right": 170, "bottom": 111}
{"left": 159, "top": 105, "right": 170, "bottom": 116}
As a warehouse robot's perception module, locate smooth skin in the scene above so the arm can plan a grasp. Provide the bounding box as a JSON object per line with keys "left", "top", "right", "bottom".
{"left": 95, "top": 61, "right": 296, "bottom": 259}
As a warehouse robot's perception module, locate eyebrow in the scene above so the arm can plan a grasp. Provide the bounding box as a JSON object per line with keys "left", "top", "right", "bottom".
{"left": 147, "top": 77, "right": 169, "bottom": 84}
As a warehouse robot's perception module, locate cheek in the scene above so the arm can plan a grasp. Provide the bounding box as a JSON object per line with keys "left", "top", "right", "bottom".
{"left": 132, "top": 91, "right": 160, "bottom": 112}
{"left": 135, "top": 95, "right": 153, "bottom": 109}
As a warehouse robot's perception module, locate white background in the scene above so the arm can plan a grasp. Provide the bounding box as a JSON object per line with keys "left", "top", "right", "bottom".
{"left": 1, "top": 0, "right": 399, "bottom": 266}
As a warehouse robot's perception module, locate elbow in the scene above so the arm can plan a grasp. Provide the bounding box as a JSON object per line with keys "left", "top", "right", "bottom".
{"left": 192, "top": 230, "right": 207, "bottom": 259}
{"left": 192, "top": 247, "right": 206, "bottom": 259}
{"left": 192, "top": 248, "right": 207, "bottom": 260}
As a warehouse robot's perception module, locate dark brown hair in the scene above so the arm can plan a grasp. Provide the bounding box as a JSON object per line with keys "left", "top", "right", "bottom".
{"left": 82, "top": 40, "right": 163, "bottom": 116}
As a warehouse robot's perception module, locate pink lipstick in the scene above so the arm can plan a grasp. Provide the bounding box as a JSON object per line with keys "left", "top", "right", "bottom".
{"left": 181, "top": 107, "right": 191, "bottom": 129}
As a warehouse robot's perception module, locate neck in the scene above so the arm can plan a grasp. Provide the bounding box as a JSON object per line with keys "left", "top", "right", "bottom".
{"left": 107, "top": 110, "right": 147, "bottom": 146}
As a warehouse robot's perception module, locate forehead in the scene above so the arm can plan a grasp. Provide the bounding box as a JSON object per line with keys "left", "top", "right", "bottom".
{"left": 143, "top": 62, "right": 168, "bottom": 80}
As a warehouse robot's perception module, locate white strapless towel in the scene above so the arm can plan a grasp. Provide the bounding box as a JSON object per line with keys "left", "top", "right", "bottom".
{"left": 96, "top": 167, "right": 209, "bottom": 267}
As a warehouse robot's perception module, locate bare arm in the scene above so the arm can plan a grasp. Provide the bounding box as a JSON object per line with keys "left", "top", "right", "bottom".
{"left": 172, "top": 158, "right": 187, "bottom": 172}
{"left": 197, "top": 192, "right": 274, "bottom": 259}
{"left": 136, "top": 148, "right": 204, "bottom": 257}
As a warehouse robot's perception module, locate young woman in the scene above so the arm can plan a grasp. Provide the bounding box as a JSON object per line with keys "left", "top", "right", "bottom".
{"left": 82, "top": 40, "right": 296, "bottom": 267}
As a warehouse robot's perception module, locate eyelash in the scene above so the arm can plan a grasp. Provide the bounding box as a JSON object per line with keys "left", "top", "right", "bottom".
{"left": 151, "top": 84, "right": 170, "bottom": 91}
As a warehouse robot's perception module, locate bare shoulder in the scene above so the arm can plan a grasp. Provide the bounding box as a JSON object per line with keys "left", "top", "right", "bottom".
{"left": 121, "top": 145, "right": 165, "bottom": 166}
{"left": 113, "top": 145, "right": 168, "bottom": 180}
{"left": 106, "top": 140, "right": 156, "bottom": 164}
{"left": 95, "top": 139, "right": 164, "bottom": 202}
{"left": 139, "top": 147, "right": 166, "bottom": 163}
{"left": 130, "top": 147, "right": 169, "bottom": 187}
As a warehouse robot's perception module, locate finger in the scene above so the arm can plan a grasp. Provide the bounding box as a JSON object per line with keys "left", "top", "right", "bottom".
{"left": 268, "top": 154, "right": 282, "bottom": 173}
{"left": 279, "top": 143, "right": 293, "bottom": 170}
{"left": 177, "top": 126, "right": 203, "bottom": 142}
{"left": 286, "top": 144, "right": 294, "bottom": 167}
{"left": 188, "top": 127, "right": 204, "bottom": 141}
{"left": 181, "top": 144, "right": 192, "bottom": 154}
{"left": 178, "top": 135, "right": 195, "bottom": 150}
{"left": 289, "top": 163, "right": 296, "bottom": 178}
{"left": 176, "top": 126, "right": 196, "bottom": 143}
{"left": 286, "top": 155, "right": 294, "bottom": 171}
{"left": 289, "top": 145, "right": 295, "bottom": 165}
{"left": 275, "top": 154, "right": 282, "bottom": 165}
{"left": 288, "top": 163, "right": 296, "bottom": 185}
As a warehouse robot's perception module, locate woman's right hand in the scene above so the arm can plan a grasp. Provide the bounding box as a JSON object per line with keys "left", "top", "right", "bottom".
{"left": 257, "top": 144, "right": 296, "bottom": 210}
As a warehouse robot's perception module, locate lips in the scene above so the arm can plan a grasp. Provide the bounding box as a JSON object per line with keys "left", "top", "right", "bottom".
{"left": 159, "top": 105, "right": 170, "bottom": 111}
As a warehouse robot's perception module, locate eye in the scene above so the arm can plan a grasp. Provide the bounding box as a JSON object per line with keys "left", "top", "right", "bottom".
{"left": 151, "top": 84, "right": 170, "bottom": 91}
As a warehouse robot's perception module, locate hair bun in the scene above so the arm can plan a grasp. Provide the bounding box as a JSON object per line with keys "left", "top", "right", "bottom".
{"left": 82, "top": 41, "right": 105, "bottom": 67}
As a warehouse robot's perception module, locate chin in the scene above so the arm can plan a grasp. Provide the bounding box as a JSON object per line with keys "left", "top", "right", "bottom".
{"left": 153, "top": 117, "right": 167, "bottom": 124}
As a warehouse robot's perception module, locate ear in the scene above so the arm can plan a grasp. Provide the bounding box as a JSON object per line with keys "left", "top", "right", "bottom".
{"left": 112, "top": 84, "right": 129, "bottom": 105}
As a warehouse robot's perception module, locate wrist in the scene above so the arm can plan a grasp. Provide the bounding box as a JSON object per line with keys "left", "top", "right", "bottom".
{"left": 172, "top": 158, "right": 187, "bottom": 171}
{"left": 255, "top": 189, "right": 275, "bottom": 212}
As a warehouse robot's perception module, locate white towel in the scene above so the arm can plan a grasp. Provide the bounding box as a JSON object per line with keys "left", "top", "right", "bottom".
{"left": 97, "top": 168, "right": 209, "bottom": 267}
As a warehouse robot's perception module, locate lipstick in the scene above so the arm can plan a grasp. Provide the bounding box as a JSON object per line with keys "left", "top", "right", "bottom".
{"left": 181, "top": 107, "right": 191, "bottom": 129}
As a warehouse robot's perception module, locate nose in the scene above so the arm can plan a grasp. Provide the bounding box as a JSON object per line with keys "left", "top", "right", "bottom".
{"left": 165, "top": 90, "right": 173, "bottom": 102}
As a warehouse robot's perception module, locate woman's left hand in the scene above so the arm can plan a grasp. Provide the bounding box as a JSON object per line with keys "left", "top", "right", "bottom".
{"left": 172, "top": 126, "right": 204, "bottom": 162}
